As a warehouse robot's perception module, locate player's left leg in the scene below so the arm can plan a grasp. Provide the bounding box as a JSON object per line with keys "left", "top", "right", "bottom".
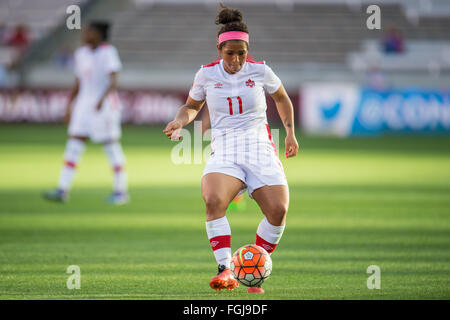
{"left": 103, "top": 140, "right": 129, "bottom": 205}
{"left": 252, "top": 185, "right": 288, "bottom": 254}
{"left": 249, "top": 185, "right": 289, "bottom": 293}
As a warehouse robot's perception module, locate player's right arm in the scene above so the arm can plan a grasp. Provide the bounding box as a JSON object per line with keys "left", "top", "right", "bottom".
{"left": 164, "top": 67, "right": 206, "bottom": 140}
{"left": 64, "top": 78, "right": 79, "bottom": 123}
{"left": 163, "top": 96, "right": 205, "bottom": 140}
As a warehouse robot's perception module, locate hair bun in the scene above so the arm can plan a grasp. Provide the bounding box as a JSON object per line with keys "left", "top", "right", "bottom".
{"left": 215, "top": 5, "right": 243, "bottom": 25}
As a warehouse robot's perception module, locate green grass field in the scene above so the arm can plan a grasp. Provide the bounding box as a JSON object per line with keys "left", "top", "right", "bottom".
{"left": 0, "top": 123, "right": 449, "bottom": 299}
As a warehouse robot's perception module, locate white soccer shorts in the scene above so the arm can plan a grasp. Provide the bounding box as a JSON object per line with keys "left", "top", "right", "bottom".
{"left": 202, "top": 140, "right": 288, "bottom": 197}
{"left": 68, "top": 96, "right": 121, "bottom": 143}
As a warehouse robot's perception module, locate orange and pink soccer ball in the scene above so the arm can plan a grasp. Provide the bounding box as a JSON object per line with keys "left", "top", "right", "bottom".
{"left": 230, "top": 244, "right": 272, "bottom": 287}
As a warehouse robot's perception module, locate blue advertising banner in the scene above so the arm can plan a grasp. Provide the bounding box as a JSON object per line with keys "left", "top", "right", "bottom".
{"left": 301, "top": 84, "right": 450, "bottom": 136}
{"left": 352, "top": 89, "right": 450, "bottom": 134}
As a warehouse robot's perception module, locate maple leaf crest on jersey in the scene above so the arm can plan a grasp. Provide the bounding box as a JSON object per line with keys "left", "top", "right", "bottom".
{"left": 245, "top": 78, "right": 255, "bottom": 88}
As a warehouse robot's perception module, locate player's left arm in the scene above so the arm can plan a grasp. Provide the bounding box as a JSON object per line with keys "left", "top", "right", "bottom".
{"left": 270, "top": 84, "right": 299, "bottom": 158}
{"left": 96, "top": 72, "right": 118, "bottom": 111}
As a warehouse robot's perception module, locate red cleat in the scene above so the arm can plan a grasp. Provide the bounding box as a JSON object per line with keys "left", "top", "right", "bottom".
{"left": 210, "top": 265, "right": 239, "bottom": 291}
{"left": 248, "top": 286, "right": 265, "bottom": 293}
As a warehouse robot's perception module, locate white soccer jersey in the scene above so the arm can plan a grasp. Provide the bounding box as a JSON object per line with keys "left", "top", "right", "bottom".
{"left": 189, "top": 59, "right": 282, "bottom": 138}
{"left": 73, "top": 43, "right": 122, "bottom": 108}
{"left": 68, "top": 43, "right": 122, "bottom": 142}
{"left": 191, "top": 59, "right": 287, "bottom": 194}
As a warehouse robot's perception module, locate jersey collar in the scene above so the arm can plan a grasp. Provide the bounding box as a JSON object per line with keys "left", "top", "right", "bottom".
{"left": 219, "top": 59, "right": 247, "bottom": 76}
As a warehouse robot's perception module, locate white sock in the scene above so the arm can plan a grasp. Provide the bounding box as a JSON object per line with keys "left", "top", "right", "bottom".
{"left": 206, "top": 216, "right": 232, "bottom": 268}
{"left": 57, "top": 138, "right": 86, "bottom": 192}
{"left": 255, "top": 218, "right": 286, "bottom": 254}
{"left": 103, "top": 142, "right": 128, "bottom": 194}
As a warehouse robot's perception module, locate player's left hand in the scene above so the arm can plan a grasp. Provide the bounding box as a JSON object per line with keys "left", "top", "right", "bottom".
{"left": 285, "top": 134, "right": 299, "bottom": 158}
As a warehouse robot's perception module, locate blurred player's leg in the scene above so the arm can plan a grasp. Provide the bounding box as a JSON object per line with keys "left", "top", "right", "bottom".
{"left": 43, "top": 137, "right": 87, "bottom": 202}
{"left": 103, "top": 141, "right": 129, "bottom": 205}
{"left": 58, "top": 138, "right": 87, "bottom": 191}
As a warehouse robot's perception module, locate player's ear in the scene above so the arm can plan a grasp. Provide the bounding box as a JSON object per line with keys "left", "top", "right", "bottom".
{"left": 216, "top": 44, "right": 221, "bottom": 57}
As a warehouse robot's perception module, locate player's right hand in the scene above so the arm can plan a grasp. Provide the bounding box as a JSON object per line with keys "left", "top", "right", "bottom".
{"left": 163, "top": 120, "right": 183, "bottom": 140}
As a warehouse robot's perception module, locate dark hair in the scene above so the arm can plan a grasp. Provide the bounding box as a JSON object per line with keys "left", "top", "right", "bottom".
{"left": 89, "top": 21, "right": 110, "bottom": 41}
{"left": 215, "top": 3, "right": 248, "bottom": 49}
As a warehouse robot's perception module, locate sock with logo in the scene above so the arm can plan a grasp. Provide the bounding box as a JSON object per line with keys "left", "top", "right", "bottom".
{"left": 255, "top": 217, "right": 285, "bottom": 254}
{"left": 206, "top": 216, "right": 232, "bottom": 269}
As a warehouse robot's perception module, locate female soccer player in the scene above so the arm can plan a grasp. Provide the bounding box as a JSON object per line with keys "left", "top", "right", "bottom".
{"left": 43, "top": 21, "right": 129, "bottom": 205}
{"left": 163, "top": 5, "right": 298, "bottom": 293}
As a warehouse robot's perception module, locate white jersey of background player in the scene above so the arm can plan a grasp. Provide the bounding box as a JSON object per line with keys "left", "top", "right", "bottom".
{"left": 43, "top": 21, "right": 129, "bottom": 205}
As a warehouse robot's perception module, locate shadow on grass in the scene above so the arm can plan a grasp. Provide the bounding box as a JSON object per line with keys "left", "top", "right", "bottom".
{"left": 0, "top": 184, "right": 449, "bottom": 215}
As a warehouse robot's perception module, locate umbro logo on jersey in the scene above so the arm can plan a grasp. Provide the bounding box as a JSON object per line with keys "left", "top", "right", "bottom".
{"left": 214, "top": 82, "right": 223, "bottom": 89}
{"left": 246, "top": 78, "right": 255, "bottom": 88}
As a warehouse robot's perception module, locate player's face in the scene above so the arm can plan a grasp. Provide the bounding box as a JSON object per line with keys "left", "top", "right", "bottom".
{"left": 218, "top": 40, "right": 248, "bottom": 74}
{"left": 82, "top": 27, "right": 101, "bottom": 46}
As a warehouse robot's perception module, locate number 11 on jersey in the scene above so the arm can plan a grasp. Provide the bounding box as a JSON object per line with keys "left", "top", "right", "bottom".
{"left": 227, "top": 96, "right": 243, "bottom": 115}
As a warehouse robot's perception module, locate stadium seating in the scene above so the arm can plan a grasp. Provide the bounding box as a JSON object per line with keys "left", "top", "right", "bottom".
{"left": 11, "top": 0, "right": 450, "bottom": 89}
{"left": 348, "top": 40, "right": 450, "bottom": 72}
{"left": 105, "top": 1, "right": 450, "bottom": 66}
{"left": 0, "top": 0, "right": 86, "bottom": 42}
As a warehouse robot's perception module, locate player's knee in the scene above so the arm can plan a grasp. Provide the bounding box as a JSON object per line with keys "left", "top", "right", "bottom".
{"left": 266, "top": 202, "right": 288, "bottom": 226}
{"left": 203, "top": 193, "right": 227, "bottom": 213}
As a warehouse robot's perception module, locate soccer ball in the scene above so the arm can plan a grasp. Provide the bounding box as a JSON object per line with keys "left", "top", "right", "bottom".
{"left": 230, "top": 244, "right": 272, "bottom": 287}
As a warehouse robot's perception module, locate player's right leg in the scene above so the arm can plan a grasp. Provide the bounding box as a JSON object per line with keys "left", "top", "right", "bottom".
{"left": 43, "top": 136, "right": 88, "bottom": 202}
{"left": 202, "top": 172, "right": 243, "bottom": 291}
{"left": 248, "top": 185, "right": 289, "bottom": 293}
{"left": 43, "top": 102, "right": 91, "bottom": 203}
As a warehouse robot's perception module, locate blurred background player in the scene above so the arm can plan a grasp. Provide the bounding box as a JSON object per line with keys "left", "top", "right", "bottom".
{"left": 201, "top": 106, "right": 246, "bottom": 212}
{"left": 164, "top": 4, "right": 299, "bottom": 293}
{"left": 43, "top": 21, "right": 129, "bottom": 205}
